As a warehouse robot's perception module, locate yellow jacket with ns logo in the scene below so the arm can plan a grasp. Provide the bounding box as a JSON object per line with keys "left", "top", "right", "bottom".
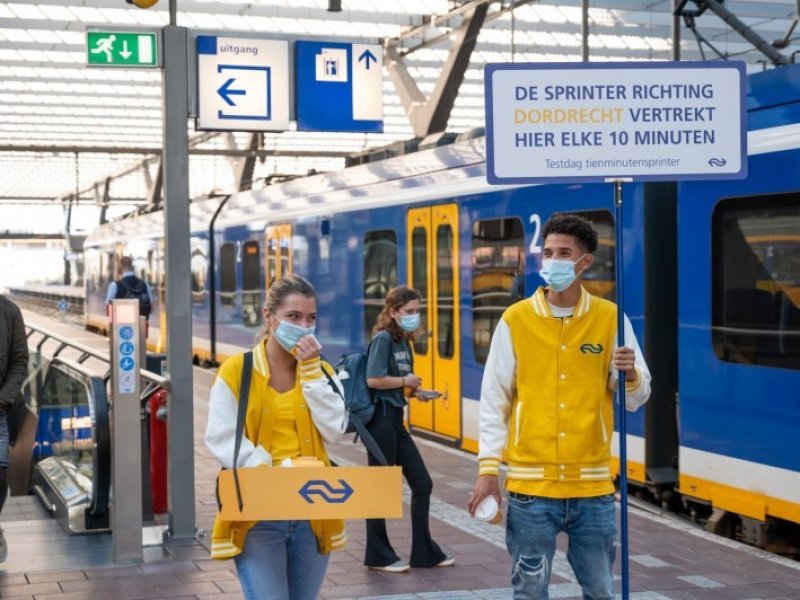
{"left": 478, "top": 286, "right": 652, "bottom": 498}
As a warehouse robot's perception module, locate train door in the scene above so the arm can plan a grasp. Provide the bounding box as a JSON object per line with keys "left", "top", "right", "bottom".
{"left": 265, "top": 224, "right": 293, "bottom": 287}
{"left": 406, "top": 204, "right": 461, "bottom": 442}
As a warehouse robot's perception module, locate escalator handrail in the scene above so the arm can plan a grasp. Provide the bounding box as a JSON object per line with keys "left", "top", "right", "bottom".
{"left": 43, "top": 357, "right": 111, "bottom": 519}
{"left": 26, "top": 322, "right": 169, "bottom": 389}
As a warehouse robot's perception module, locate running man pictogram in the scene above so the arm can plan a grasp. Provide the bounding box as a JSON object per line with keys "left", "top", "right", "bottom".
{"left": 90, "top": 34, "right": 116, "bottom": 62}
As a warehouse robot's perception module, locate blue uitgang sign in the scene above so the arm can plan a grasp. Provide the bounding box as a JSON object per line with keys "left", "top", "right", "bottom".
{"left": 484, "top": 61, "right": 747, "bottom": 185}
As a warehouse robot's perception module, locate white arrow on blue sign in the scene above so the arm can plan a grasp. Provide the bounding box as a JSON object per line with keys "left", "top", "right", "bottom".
{"left": 295, "top": 41, "right": 383, "bottom": 133}
{"left": 196, "top": 36, "right": 290, "bottom": 131}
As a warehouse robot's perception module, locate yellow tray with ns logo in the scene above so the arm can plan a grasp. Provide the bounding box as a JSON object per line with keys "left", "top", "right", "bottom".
{"left": 217, "top": 465, "right": 403, "bottom": 521}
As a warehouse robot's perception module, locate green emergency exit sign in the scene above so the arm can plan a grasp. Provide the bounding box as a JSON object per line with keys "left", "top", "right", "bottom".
{"left": 86, "top": 31, "right": 159, "bottom": 67}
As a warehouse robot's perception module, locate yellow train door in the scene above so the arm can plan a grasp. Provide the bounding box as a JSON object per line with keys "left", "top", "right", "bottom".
{"left": 407, "top": 204, "right": 461, "bottom": 442}
{"left": 265, "top": 224, "right": 293, "bottom": 286}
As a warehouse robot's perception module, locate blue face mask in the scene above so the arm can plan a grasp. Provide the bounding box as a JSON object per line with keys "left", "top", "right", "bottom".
{"left": 539, "top": 255, "right": 586, "bottom": 292}
{"left": 396, "top": 313, "right": 421, "bottom": 333}
{"left": 272, "top": 318, "right": 315, "bottom": 352}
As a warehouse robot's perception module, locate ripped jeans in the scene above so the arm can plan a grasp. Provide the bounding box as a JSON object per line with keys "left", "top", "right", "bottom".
{"left": 506, "top": 492, "right": 616, "bottom": 600}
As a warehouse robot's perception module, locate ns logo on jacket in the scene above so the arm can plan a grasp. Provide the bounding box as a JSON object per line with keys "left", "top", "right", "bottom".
{"left": 579, "top": 343, "right": 604, "bottom": 354}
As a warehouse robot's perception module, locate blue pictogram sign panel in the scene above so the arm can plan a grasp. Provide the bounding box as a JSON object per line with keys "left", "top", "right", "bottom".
{"left": 119, "top": 325, "right": 134, "bottom": 341}
{"left": 295, "top": 41, "right": 383, "bottom": 133}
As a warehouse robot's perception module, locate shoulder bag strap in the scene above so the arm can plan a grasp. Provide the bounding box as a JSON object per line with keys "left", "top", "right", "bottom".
{"left": 321, "top": 365, "right": 389, "bottom": 466}
{"left": 232, "top": 350, "right": 253, "bottom": 512}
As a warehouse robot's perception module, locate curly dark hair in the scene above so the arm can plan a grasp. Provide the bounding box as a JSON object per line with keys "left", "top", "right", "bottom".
{"left": 541, "top": 213, "right": 598, "bottom": 254}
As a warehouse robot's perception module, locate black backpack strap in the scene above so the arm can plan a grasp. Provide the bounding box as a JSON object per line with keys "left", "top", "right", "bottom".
{"left": 321, "top": 365, "right": 389, "bottom": 467}
{"left": 232, "top": 351, "right": 253, "bottom": 512}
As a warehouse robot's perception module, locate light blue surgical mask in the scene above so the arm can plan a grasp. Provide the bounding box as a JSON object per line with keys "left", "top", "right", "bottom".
{"left": 539, "top": 255, "right": 586, "bottom": 292}
{"left": 272, "top": 318, "right": 315, "bottom": 352}
{"left": 396, "top": 313, "right": 421, "bottom": 333}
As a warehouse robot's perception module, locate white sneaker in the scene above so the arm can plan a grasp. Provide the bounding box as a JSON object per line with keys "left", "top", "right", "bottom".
{"left": 435, "top": 556, "right": 455, "bottom": 567}
{"left": 0, "top": 528, "right": 7, "bottom": 563}
{"left": 368, "top": 560, "right": 410, "bottom": 573}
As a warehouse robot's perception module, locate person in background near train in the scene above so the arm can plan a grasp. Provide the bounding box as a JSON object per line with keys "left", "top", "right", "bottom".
{"left": 468, "top": 214, "right": 652, "bottom": 600}
{"left": 0, "top": 294, "right": 29, "bottom": 563}
{"left": 205, "top": 274, "right": 348, "bottom": 600}
{"left": 363, "top": 286, "right": 454, "bottom": 573}
{"left": 104, "top": 256, "right": 154, "bottom": 324}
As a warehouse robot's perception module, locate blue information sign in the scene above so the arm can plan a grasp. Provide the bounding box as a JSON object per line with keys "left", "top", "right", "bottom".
{"left": 120, "top": 357, "right": 135, "bottom": 372}
{"left": 119, "top": 325, "right": 134, "bottom": 341}
{"left": 295, "top": 41, "right": 383, "bottom": 133}
{"left": 119, "top": 342, "right": 135, "bottom": 356}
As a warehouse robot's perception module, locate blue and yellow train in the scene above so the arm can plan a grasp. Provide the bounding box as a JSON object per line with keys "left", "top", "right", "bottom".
{"left": 84, "top": 63, "right": 800, "bottom": 553}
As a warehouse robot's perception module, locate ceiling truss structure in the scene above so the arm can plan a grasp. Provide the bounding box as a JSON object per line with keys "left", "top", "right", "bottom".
{"left": 1, "top": 0, "right": 799, "bottom": 216}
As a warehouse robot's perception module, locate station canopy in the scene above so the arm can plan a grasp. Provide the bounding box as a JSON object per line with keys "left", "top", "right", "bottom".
{"left": 1, "top": 0, "right": 799, "bottom": 212}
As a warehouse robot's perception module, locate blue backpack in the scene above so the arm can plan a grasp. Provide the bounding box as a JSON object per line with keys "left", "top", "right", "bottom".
{"left": 334, "top": 331, "right": 402, "bottom": 433}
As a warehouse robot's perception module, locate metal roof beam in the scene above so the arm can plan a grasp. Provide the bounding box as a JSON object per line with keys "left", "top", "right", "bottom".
{"left": 386, "top": 2, "right": 489, "bottom": 137}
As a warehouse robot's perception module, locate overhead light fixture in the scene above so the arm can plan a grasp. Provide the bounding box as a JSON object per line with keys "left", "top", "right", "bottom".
{"left": 328, "top": 0, "right": 342, "bottom": 12}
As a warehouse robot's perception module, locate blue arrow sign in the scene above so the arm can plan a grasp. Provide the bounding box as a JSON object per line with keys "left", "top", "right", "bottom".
{"left": 358, "top": 49, "right": 377, "bottom": 69}
{"left": 217, "top": 77, "right": 246, "bottom": 106}
{"left": 299, "top": 479, "right": 354, "bottom": 504}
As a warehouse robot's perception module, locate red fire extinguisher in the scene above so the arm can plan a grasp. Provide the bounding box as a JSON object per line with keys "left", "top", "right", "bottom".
{"left": 149, "top": 389, "right": 169, "bottom": 514}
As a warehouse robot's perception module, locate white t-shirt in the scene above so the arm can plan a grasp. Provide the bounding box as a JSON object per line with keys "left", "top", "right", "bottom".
{"left": 547, "top": 300, "right": 574, "bottom": 318}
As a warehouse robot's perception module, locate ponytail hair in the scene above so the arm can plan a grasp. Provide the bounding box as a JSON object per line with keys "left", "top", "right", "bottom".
{"left": 372, "top": 286, "right": 421, "bottom": 342}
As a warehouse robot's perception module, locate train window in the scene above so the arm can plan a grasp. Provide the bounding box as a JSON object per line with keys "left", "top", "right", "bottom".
{"left": 280, "top": 234, "right": 292, "bottom": 277}
{"left": 242, "top": 241, "right": 262, "bottom": 327}
{"left": 220, "top": 243, "right": 236, "bottom": 307}
{"left": 363, "top": 230, "right": 397, "bottom": 343}
{"left": 437, "top": 224, "right": 455, "bottom": 359}
{"left": 190, "top": 240, "right": 207, "bottom": 305}
{"left": 411, "top": 227, "right": 429, "bottom": 355}
{"left": 712, "top": 194, "right": 800, "bottom": 371}
{"left": 471, "top": 218, "right": 525, "bottom": 364}
{"left": 551, "top": 210, "right": 616, "bottom": 301}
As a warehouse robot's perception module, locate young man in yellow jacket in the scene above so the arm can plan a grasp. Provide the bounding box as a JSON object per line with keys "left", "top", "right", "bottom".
{"left": 468, "top": 214, "right": 651, "bottom": 600}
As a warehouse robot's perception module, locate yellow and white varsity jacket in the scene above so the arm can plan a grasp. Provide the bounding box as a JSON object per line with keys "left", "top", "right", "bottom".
{"left": 478, "top": 286, "right": 651, "bottom": 498}
{"left": 204, "top": 340, "right": 349, "bottom": 559}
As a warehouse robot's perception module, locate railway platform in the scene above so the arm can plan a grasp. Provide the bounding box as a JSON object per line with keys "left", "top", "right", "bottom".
{"left": 1, "top": 310, "right": 798, "bottom": 599}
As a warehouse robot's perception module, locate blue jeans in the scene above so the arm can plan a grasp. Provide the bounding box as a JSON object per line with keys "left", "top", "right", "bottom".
{"left": 506, "top": 493, "right": 616, "bottom": 600}
{"left": 234, "top": 520, "right": 329, "bottom": 600}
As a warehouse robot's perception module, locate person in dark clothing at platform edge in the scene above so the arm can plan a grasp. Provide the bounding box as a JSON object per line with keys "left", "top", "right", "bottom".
{"left": 363, "top": 286, "right": 455, "bottom": 573}
{"left": 468, "top": 214, "right": 652, "bottom": 599}
{"left": 105, "top": 255, "right": 154, "bottom": 322}
{"left": 0, "top": 294, "right": 29, "bottom": 563}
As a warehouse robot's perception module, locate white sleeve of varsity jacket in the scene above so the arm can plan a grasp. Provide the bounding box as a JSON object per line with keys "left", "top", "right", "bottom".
{"left": 607, "top": 313, "right": 652, "bottom": 412}
{"left": 478, "top": 319, "right": 516, "bottom": 476}
{"left": 298, "top": 358, "right": 348, "bottom": 443}
{"left": 205, "top": 378, "right": 273, "bottom": 469}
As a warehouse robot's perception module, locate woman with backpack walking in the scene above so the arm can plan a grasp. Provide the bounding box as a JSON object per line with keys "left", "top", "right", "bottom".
{"left": 205, "top": 274, "right": 348, "bottom": 600}
{"left": 363, "top": 286, "right": 454, "bottom": 573}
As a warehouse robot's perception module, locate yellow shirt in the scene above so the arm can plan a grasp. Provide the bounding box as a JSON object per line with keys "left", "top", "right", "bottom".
{"left": 268, "top": 384, "right": 302, "bottom": 462}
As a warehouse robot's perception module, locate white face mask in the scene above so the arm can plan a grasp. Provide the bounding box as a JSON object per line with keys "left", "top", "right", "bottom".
{"left": 539, "top": 254, "right": 587, "bottom": 292}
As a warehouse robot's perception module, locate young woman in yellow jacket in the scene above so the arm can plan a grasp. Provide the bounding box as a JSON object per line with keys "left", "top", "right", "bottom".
{"left": 205, "top": 274, "right": 348, "bottom": 600}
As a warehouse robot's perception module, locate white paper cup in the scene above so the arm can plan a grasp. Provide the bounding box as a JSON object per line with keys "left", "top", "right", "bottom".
{"left": 474, "top": 496, "right": 502, "bottom": 524}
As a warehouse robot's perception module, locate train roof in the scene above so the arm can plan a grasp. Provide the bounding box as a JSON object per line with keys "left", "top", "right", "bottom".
{"left": 85, "top": 136, "right": 502, "bottom": 246}
{"left": 747, "top": 62, "right": 800, "bottom": 111}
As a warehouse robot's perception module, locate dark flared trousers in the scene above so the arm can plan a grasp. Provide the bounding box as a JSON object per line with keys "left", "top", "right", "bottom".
{"left": 363, "top": 403, "right": 446, "bottom": 568}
